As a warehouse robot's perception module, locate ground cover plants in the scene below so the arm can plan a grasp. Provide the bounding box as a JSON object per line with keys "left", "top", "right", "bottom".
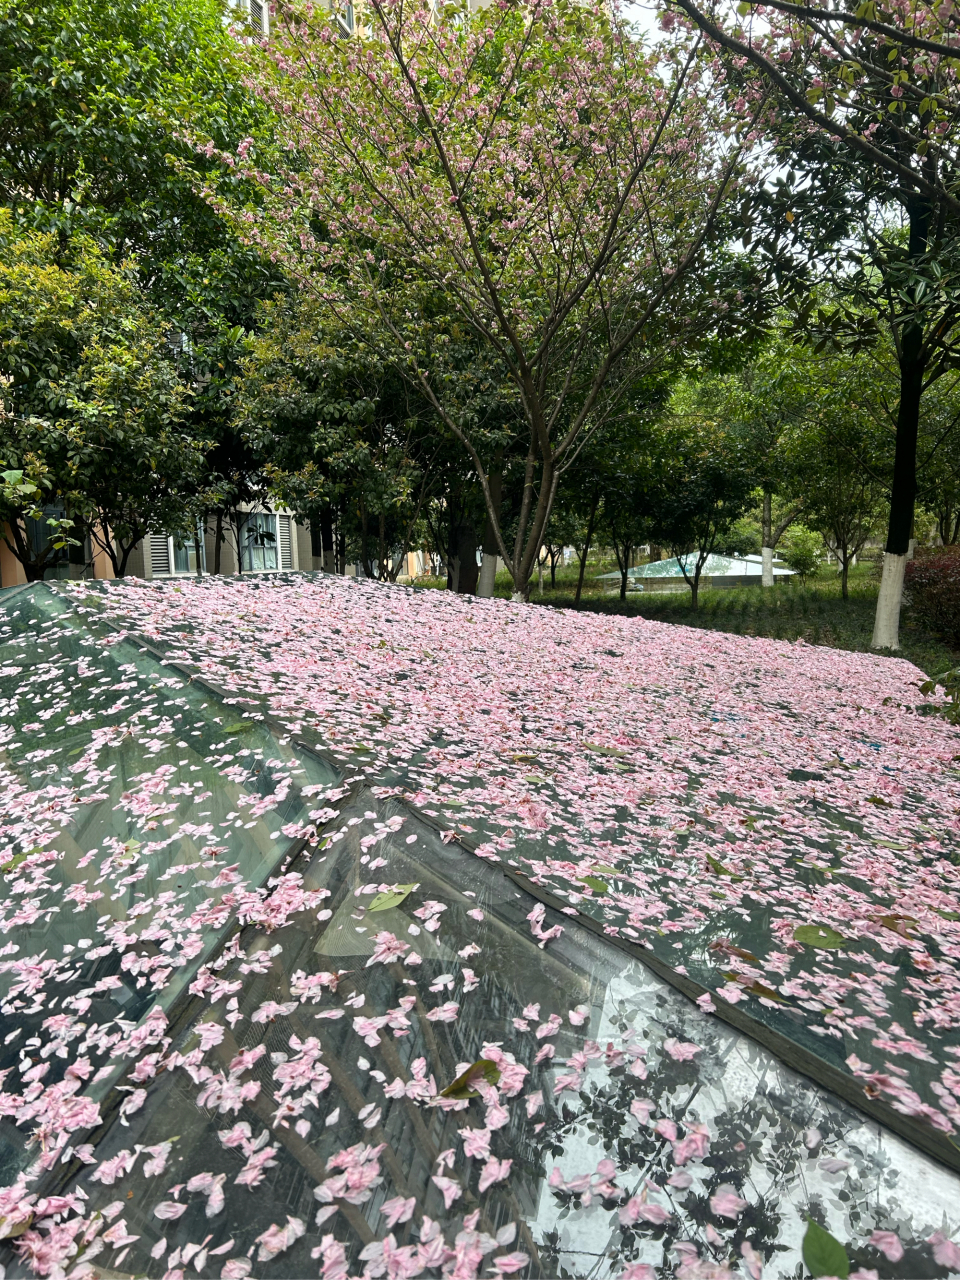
{"left": 528, "top": 567, "right": 960, "bottom": 680}
{"left": 1, "top": 575, "right": 960, "bottom": 1276}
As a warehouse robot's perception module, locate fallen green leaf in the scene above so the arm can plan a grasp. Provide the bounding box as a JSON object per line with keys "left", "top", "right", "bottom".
{"left": 802, "top": 1217, "right": 849, "bottom": 1278}
{"left": 793, "top": 924, "right": 847, "bottom": 950}
{"left": 439, "top": 1058, "right": 501, "bottom": 1099}
{"left": 578, "top": 876, "right": 608, "bottom": 893}
{"left": 706, "top": 853, "right": 743, "bottom": 881}
{"left": 223, "top": 722, "right": 254, "bottom": 734}
{"left": 368, "top": 883, "right": 418, "bottom": 912}
{"left": 723, "top": 972, "right": 786, "bottom": 1003}
{"left": 0, "top": 1211, "right": 33, "bottom": 1240}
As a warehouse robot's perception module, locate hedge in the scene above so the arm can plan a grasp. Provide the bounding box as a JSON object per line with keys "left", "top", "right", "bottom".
{"left": 906, "top": 546, "right": 960, "bottom": 646}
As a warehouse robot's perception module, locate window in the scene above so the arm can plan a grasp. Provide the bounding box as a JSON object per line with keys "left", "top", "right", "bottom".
{"left": 149, "top": 523, "right": 207, "bottom": 578}
{"left": 278, "top": 513, "right": 294, "bottom": 570}
{"left": 148, "top": 532, "right": 171, "bottom": 577}
{"left": 26, "top": 505, "right": 72, "bottom": 580}
{"left": 240, "top": 512, "right": 278, "bottom": 572}
{"left": 249, "top": 0, "right": 266, "bottom": 33}
{"left": 337, "top": 0, "right": 355, "bottom": 33}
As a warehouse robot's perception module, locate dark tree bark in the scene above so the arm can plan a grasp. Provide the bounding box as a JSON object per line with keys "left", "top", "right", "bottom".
{"left": 574, "top": 492, "right": 600, "bottom": 605}
{"left": 213, "top": 510, "right": 224, "bottom": 575}
{"left": 477, "top": 470, "right": 502, "bottom": 598}
{"left": 455, "top": 520, "right": 479, "bottom": 595}
{"left": 888, "top": 240, "right": 926, "bottom": 560}
{"left": 547, "top": 544, "right": 561, "bottom": 587}
{"left": 320, "top": 508, "right": 335, "bottom": 571}
{"left": 873, "top": 195, "right": 930, "bottom": 647}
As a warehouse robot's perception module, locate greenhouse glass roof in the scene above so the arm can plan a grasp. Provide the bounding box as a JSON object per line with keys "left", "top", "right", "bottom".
{"left": 0, "top": 575, "right": 959, "bottom": 1279}
{"left": 597, "top": 555, "right": 794, "bottom": 581}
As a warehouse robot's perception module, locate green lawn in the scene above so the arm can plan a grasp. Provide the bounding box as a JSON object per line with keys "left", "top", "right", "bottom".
{"left": 519, "top": 562, "right": 959, "bottom": 679}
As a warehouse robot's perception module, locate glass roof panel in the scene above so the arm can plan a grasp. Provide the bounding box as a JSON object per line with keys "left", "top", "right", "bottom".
{"left": 6, "top": 794, "right": 958, "bottom": 1279}
{"left": 0, "top": 584, "right": 341, "bottom": 1179}
{"left": 1, "top": 577, "right": 959, "bottom": 1278}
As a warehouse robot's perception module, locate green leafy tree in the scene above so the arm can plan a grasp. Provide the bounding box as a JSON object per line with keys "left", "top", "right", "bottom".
{"left": 238, "top": 296, "right": 446, "bottom": 582}
{"left": 702, "top": 336, "right": 810, "bottom": 583}
{"left": 647, "top": 408, "right": 758, "bottom": 610}
{"left": 0, "top": 214, "right": 198, "bottom": 578}
{"left": 1, "top": 0, "right": 287, "bottom": 578}
{"left": 782, "top": 364, "right": 887, "bottom": 599}
{"left": 0, "top": 0, "right": 263, "bottom": 276}
{"left": 670, "top": 0, "right": 960, "bottom": 646}
{"left": 779, "top": 524, "right": 821, "bottom": 585}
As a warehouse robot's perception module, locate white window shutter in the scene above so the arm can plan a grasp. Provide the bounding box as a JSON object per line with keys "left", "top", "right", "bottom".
{"left": 149, "top": 533, "right": 171, "bottom": 577}
{"left": 278, "top": 515, "right": 293, "bottom": 570}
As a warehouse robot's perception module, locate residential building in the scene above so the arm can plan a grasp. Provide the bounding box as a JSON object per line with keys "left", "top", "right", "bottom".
{"left": 0, "top": 506, "right": 330, "bottom": 587}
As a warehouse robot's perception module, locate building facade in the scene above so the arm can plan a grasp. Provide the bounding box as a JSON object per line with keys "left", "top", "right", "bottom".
{"left": 0, "top": 507, "right": 330, "bottom": 588}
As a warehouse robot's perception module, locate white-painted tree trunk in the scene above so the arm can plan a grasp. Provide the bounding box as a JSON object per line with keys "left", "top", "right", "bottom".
{"left": 871, "top": 551, "right": 908, "bottom": 649}
{"left": 761, "top": 545, "right": 774, "bottom": 589}
{"left": 477, "top": 551, "right": 497, "bottom": 598}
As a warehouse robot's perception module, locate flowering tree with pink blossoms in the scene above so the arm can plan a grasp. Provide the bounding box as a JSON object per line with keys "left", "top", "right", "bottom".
{"left": 208, "top": 0, "right": 765, "bottom": 598}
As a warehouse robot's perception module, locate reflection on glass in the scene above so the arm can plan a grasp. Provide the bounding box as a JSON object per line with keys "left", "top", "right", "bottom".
{"left": 239, "top": 515, "right": 278, "bottom": 573}
{"left": 173, "top": 525, "right": 206, "bottom": 576}
{"left": 15, "top": 797, "right": 958, "bottom": 1280}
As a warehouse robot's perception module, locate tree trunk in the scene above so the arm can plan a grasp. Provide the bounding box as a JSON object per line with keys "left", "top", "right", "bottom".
{"left": 116, "top": 539, "right": 136, "bottom": 577}
{"left": 233, "top": 514, "right": 244, "bottom": 575}
{"left": 88, "top": 519, "right": 121, "bottom": 577}
{"left": 213, "top": 510, "right": 224, "bottom": 575}
{"left": 455, "top": 521, "right": 479, "bottom": 595}
{"left": 873, "top": 196, "right": 929, "bottom": 650}
{"left": 761, "top": 490, "right": 774, "bottom": 588}
{"left": 193, "top": 523, "right": 204, "bottom": 579}
{"left": 337, "top": 513, "right": 346, "bottom": 575}
{"left": 6, "top": 517, "right": 41, "bottom": 581}
{"left": 360, "top": 502, "right": 374, "bottom": 579}
{"left": 477, "top": 552, "right": 498, "bottom": 597}
{"left": 840, "top": 554, "right": 849, "bottom": 601}
{"left": 320, "top": 508, "right": 335, "bottom": 572}
{"left": 690, "top": 572, "right": 700, "bottom": 611}
{"left": 378, "top": 511, "right": 388, "bottom": 581}
{"left": 477, "top": 471, "right": 502, "bottom": 599}
{"left": 574, "top": 493, "right": 600, "bottom": 605}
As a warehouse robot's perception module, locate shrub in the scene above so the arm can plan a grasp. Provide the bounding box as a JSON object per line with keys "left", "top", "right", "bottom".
{"left": 780, "top": 525, "right": 821, "bottom": 583}
{"left": 905, "top": 545, "right": 960, "bottom": 646}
